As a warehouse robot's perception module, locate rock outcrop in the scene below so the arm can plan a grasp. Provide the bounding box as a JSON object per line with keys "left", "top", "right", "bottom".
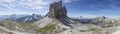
{"left": 45, "top": 0, "right": 74, "bottom": 27}
{"left": 91, "top": 16, "right": 120, "bottom": 28}
{"left": 34, "top": 1, "right": 73, "bottom": 33}
{"left": 35, "top": 0, "right": 74, "bottom": 27}
{"left": 46, "top": 0, "right": 68, "bottom": 19}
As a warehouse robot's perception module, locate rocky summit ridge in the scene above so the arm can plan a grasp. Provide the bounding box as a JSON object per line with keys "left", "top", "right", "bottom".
{"left": 43, "top": 0, "right": 73, "bottom": 27}
{"left": 46, "top": 0, "right": 68, "bottom": 19}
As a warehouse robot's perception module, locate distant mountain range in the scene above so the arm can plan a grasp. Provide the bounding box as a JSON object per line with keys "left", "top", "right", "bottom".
{"left": 91, "top": 16, "right": 120, "bottom": 28}
{"left": 72, "top": 16, "right": 120, "bottom": 28}
{"left": 0, "top": 0, "right": 120, "bottom": 34}
{"left": 15, "top": 14, "right": 43, "bottom": 23}
{"left": 0, "top": 14, "right": 43, "bottom": 23}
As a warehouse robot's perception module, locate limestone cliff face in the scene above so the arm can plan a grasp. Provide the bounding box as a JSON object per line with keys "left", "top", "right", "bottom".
{"left": 46, "top": 0, "right": 68, "bottom": 19}
{"left": 40, "top": 0, "right": 74, "bottom": 27}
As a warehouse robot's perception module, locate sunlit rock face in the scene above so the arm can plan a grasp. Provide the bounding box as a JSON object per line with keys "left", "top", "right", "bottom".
{"left": 46, "top": 0, "right": 68, "bottom": 19}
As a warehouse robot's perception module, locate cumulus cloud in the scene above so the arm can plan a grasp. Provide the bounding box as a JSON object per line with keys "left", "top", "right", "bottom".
{"left": 0, "top": 0, "right": 50, "bottom": 10}
{"left": 63, "top": 0, "right": 80, "bottom": 3}
{"left": 0, "top": 0, "right": 15, "bottom": 3}
{"left": 0, "top": 0, "right": 80, "bottom": 15}
{"left": 0, "top": 0, "right": 79, "bottom": 10}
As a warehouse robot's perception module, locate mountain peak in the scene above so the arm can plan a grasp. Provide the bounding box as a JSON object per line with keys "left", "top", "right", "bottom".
{"left": 35, "top": 0, "right": 73, "bottom": 27}
{"left": 46, "top": 0, "right": 67, "bottom": 19}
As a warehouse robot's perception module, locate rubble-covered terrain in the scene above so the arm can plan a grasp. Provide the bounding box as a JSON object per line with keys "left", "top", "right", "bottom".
{"left": 0, "top": 0, "right": 120, "bottom": 34}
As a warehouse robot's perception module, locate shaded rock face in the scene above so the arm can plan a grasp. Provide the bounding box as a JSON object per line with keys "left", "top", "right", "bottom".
{"left": 45, "top": 0, "right": 73, "bottom": 27}
{"left": 46, "top": 0, "right": 68, "bottom": 19}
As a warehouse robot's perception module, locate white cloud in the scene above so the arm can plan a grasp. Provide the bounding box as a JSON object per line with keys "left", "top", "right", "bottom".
{"left": 0, "top": 11, "right": 31, "bottom": 15}
{"left": 0, "top": 0, "right": 15, "bottom": 3}
{"left": 0, "top": 0, "right": 50, "bottom": 10}
{"left": 0, "top": 4, "right": 11, "bottom": 9}
{"left": 63, "top": 0, "right": 80, "bottom": 3}
{"left": 14, "top": 0, "right": 50, "bottom": 10}
{"left": 0, "top": 0, "right": 79, "bottom": 15}
{"left": 64, "top": 0, "right": 72, "bottom": 3}
{"left": 0, "top": 0, "right": 79, "bottom": 10}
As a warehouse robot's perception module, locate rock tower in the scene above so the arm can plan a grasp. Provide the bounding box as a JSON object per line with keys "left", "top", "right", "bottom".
{"left": 46, "top": 0, "right": 68, "bottom": 19}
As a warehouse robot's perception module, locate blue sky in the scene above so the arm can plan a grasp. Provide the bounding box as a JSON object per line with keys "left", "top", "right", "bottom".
{"left": 0, "top": 0, "right": 120, "bottom": 18}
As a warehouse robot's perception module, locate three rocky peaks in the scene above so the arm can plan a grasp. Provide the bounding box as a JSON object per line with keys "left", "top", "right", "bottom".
{"left": 44, "top": 0, "right": 73, "bottom": 27}
{"left": 46, "top": 0, "right": 68, "bottom": 19}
